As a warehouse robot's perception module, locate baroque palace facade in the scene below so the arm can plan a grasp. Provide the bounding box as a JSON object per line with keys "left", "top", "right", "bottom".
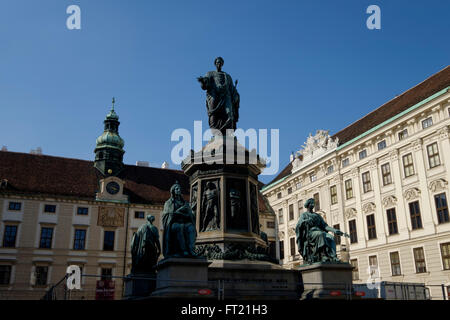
{"left": 0, "top": 104, "right": 276, "bottom": 300}
{"left": 262, "top": 66, "right": 450, "bottom": 299}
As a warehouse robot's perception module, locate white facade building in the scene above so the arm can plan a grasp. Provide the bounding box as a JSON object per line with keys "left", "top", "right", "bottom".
{"left": 262, "top": 66, "right": 450, "bottom": 299}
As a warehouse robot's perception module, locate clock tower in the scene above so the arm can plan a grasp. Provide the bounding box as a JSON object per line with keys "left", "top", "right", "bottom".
{"left": 94, "top": 98, "right": 125, "bottom": 177}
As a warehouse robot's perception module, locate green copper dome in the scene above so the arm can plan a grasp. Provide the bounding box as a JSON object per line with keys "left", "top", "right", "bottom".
{"left": 105, "top": 109, "right": 119, "bottom": 121}
{"left": 95, "top": 131, "right": 124, "bottom": 149}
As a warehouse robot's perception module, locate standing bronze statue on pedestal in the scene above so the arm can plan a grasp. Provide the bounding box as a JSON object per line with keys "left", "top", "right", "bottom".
{"left": 130, "top": 215, "right": 161, "bottom": 273}
{"left": 197, "top": 57, "right": 240, "bottom": 135}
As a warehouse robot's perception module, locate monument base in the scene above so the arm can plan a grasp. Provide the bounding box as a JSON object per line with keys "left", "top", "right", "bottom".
{"left": 298, "top": 262, "right": 353, "bottom": 299}
{"left": 123, "top": 272, "right": 157, "bottom": 299}
{"left": 208, "top": 259, "right": 301, "bottom": 300}
{"left": 151, "top": 257, "right": 213, "bottom": 299}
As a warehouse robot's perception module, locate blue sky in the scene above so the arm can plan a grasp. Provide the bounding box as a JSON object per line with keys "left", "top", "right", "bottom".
{"left": 0, "top": 0, "right": 448, "bottom": 183}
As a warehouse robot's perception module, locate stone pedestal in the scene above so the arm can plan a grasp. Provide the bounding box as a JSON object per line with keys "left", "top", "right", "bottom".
{"left": 182, "top": 136, "right": 269, "bottom": 261}
{"left": 298, "top": 263, "right": 353, "bottom": 299}
{"left": 208, "top": 259, "right": 301, "bottom": 300}
{"left": 151, "top": 257, "right": 212, "bottom": 298}
{"left": 123, "top": 272, "right": 156, "bottom": 299}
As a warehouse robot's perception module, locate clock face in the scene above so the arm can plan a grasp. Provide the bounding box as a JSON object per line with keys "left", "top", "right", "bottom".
{"left": 106, "top": 181, "right": 120, "bottom": 195}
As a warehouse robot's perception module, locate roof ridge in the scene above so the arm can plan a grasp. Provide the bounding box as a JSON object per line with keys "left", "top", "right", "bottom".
{"left": 331, "top": 65, "right": 450, "bottom": 138}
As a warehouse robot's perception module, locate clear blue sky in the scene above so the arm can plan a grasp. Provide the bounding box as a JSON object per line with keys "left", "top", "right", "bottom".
{"left": 0, "top": 0, "right": 449, "bottom": 183}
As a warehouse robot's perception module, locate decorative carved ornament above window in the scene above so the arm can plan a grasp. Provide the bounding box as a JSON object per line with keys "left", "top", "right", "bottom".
{"left": 362, "top": 202, "right": 376, "bottom": 214}
{"left": 429, "top": 178, "right": 448, "bottom": 193}
{"left": 404, "top": 187, "right": 421, "bottom": 201}
{"left": 344, "top": 208, "right": 357, "bottom": 220}
{"left": 382, "top": 195, "right": 397, "bottom": 208}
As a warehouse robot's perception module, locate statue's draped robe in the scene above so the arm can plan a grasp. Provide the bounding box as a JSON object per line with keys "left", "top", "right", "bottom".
{"left": 295, "top": 211, "right": 336, "bottom": 263}
{"left": 131, "top": 222, "right": 160, "bottom": 273}
{"left": 162, "top": 197, "right": 197, "bottom": 257}
{"left": 202, "top": 70, "right": 240, "bottom": 133}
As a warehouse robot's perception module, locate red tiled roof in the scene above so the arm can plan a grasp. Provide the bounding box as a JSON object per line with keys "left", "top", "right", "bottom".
{"left": 332, "top": 66, "right": 450, "bottom": 145}
{"left": 0, "top": 151, "right": 189, "bottom": 205}
{"left": 266, "top": 66, "right": 450, "bottom": 187}
{"left": 0, "top": 151, "right": 272, "bottom": 213}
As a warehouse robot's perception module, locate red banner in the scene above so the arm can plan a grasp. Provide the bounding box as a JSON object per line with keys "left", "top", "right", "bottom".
{"left": 95, "top": 280, "right": 115, "bottom": 300}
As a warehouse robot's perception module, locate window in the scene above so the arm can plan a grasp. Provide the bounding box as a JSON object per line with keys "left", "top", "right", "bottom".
{"left": 366, "top": 214, "right": 377, "bottom": 240}
{"left": 327, "top": 165, "right": 334, "bottom": 174}
{"left": 310, "top": 173, "right": 317, "bottom": 183}
{"left": 342, "top": 158, "right": 349, "bottom": 168}
{"left": 345, "top": 179, "right": 353, "bottom": 199}
{"left": 440, "top": 242, "right": 450, "bottom": 270}
{"left": 409, "top": 201, "right": 423, "bottom": 230}
{"left": 313, "top": 193, "right": 320, "bottom": 211}
{"left": 35, "top": 266, "right": 48, "bottom": 286}
{"left": 44, "top": 204, "right": 56, "bottom": 213}
{"left": 134, "top": 211, "right": 145, "bottom": 219}
{"left": 277, "top": 192, "right": 282, "bottom": 199}
{"left": 381, "top": 163, "right": 392, "bottom": 186}
{"left": 298, "top": 200, "right": 303, "bottom": 215}
{"left": 369, "top": 255, "right": 378, "bottom": 268}
{"left": 398, "top": 129, "right": 408, "bottom": 141}
{"left": 2, "top": 225, "right": 17, "bottom": 248}
{"left": 101, "top": 268, "right": 112, "bottom": 281}
{"left": 279, "top": 241, "right": 284, "bottom": 260}
{"left": 288, "top": 204, "right": 294, "bottom": 221}
{"left": 350, "top": 259, "right": 359, "bottom": 280}
{"left": 427, "top": 142, "right": 440, "bottom": 168}
{"left": 377, "top": 140, "right": 386, "bottom": 150}
{"left": 77, "top": 207, "right": 88, "bottom": 215}
{"left": 330, "top": 185, "right": 338, "bottom": 205}
{"left": 390, "top": 252, "right": 401, "bottom": 276}
{"left": 8, "top": 202, "right": 21, "bottom": 211}
{"left": 287, "top": 187, "right": 292, "bottom": 195}
{"left": 362, "top": 172, "right": 372, "bottom": 193}
{"left": 333, "top": 224, "right": 341, "bottom": 245}
{"left": 422, "top": 117, "right": 433, "bottom": 129}
{"left": 290, "top": 237, "right": 296, "bottom": 257}
{"left": 266, "top": 221, "right": 275, "bottom": 229}
{"left": 403, "top": 153, "right": 415, "bottom": 177}
{"left": 103, "top": 231, "right": 115, "bottom": 251}
{"left": 359, "top": 150, "right": 367, "bottom": 160}
{"left": 435, "top": 193, "right": 449, "bottom": 224}
{"left": 386, "top": 208, "right": 398, "bottom": 235}
{"left": 413, "top": 247, "right": 427, "bottom": 273}
{"left": 278, "top": 208, "right": 284, "bottom": 225}
{"left": 39, "top": 227, "right": 53, "bottom": 249}
{"left": 73, "top": 229, "right": 86, "bottom": 250}
{"left": 0, "top": 266, "right": 12, "bottom": 285}
{"left": 349, "top": 220, "right": 357, "bottom": 244}
{"left": 296, "top": 182, "right": 302, "bottom": 189}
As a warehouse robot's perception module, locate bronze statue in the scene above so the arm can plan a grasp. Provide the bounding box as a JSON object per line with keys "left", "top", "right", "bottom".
{"left": 200, "top": 181, "right": 220, "bottom": 232}
{"left": 131, "top": 215, "right": 161, "bottom": 273}
{"left": 197, "top": 57, "right": 240, "bottom": 135}
{"left": 162, "top": 181, "right": 197, "bottom": 258}
{"left": 295, "top": 198, "right": 349, "bottom": 264}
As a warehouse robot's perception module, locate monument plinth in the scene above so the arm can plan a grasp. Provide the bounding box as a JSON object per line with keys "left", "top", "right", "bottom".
{"left": 298, "top": 262, "right": 353, "bottom": 299}
{"left": 151, "top": 257, "right": 212, "bottom": 298}
{"left": 182, "top": 136, "right": 270, "bottom": 261}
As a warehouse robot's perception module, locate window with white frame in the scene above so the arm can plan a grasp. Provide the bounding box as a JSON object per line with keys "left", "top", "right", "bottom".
{"left": 359, "top": 149, "right": 367, "bottom": 160}
{"left": 398, "top": 129, "right": 408, "bottom": 141}
{"left": 377, "top": 140, "right": 387, "bottom": 150}
{"left": 422, "top": 117, "right": 433, "bottom": 129}
{"left": 342, "top": 158, "right": 349, "bottom": 168}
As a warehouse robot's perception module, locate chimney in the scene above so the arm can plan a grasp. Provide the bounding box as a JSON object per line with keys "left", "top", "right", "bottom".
{"left": 290, "top": 152, "right": 294, "bottom": 162}
{"left": 1, "top": 146, "right": 7, "bottom": 151}
{"left": 30, "top": 147, "right": 43, "bottom": 155}
{"left": 136, "top": 161, "right": 150, "bottom": 167}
